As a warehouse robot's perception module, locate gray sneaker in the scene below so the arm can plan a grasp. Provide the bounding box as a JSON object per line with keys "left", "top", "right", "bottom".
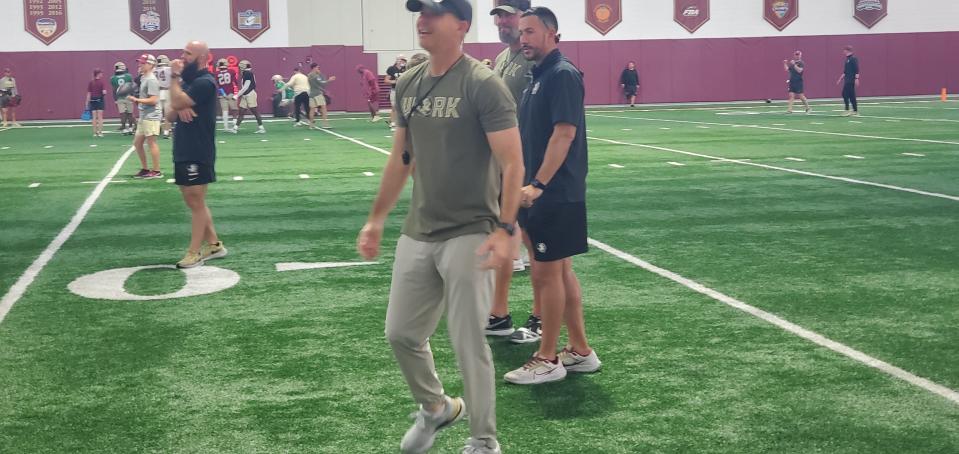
{"left": 559, "top": 347, "right": 602, "bottom": 373}
{"left": 508, "top": 315, "right": 541, "bottom": 344}
{"left": 400, "top": 395, "right": 466, "bottom": 454}
{"left": 462, "top": 437, "right": 502, "bottom": 454}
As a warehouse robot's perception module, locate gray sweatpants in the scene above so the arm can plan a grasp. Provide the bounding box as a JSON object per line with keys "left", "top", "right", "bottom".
{"left": 385, "top": 233, "right": 497, "bottom": 443}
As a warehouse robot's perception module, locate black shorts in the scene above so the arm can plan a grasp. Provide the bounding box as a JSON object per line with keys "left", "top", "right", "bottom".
{"left": 624, "top": 86, "right": 638, "bottom": 97}
{"left": 89, "top": 98, "right": 105, "bottom": 111}
{"left": 174, "top": 161, "right": 216, "bottom": 186}
{"left": 518, "top": 201, "right": 588, "bottom": 262}
{"left": 0, "top": 94, "right": 11, "bottom": 108}
{"left": 789, "top": 81, "right": 804, "bottom": 94}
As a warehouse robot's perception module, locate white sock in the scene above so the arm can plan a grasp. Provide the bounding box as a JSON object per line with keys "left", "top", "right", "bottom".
{"left": 222, "top": 109, "right": 230, "bottom": 129}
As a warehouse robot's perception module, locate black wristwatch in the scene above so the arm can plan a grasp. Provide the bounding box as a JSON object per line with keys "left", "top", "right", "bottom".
{"left": 530, "top": 179, "right": 547, "bottom": 191}
{"left": 496, "top": 221, "right": 516, "bottom": 236}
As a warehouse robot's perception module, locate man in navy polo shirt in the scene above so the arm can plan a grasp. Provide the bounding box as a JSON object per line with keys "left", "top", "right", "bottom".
{"left": 166, "top": 41, "right": 228, "bottom": 269}
{"left": 504, "top": 7, "right": 601, "bottom": 385}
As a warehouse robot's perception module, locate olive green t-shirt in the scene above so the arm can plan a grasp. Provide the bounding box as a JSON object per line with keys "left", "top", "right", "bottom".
{"left": 395, "top": 55, "right": 518, "bottom": 242}
{"left": 493, "top": 47, "right": 535, "bottom": 105}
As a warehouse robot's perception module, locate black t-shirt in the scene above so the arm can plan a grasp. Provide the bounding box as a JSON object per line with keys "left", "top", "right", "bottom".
{"left": 844, "top": 55, "right": 860, "bottom": 82}
{"left": 789, "top": 60, "right": 804, "bottom": 83}
{"left": 239, "top": 70, "right": 256, "bottom": 95}
{"left": 173, "top": 70, "right": 217, "bottom": 163}
{"left": 620, "top": 68, "right": 639, "bottom": 87}
{"left": 386, "top": 65, "right": 405, "bottom": 89}
{"left": 519, "top": 49, "right": 588, "bottom": 204}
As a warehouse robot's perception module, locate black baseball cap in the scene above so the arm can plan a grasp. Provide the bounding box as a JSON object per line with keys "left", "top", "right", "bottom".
{"left": 490, "top": 0, "right": 530, "bottom": 16}
{"left": 406, "top": 0, "right": 473, "bottom": 24}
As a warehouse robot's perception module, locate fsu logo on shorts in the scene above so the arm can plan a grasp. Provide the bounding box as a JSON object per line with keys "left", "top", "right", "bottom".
{"left": 140, "top": 10, "right": 161, "bottom": 32}
{"left": 238, "top": 9, "right": 263, "bottom": 29}
{"left": 536, "top": 243, "right": 547, "bottom": 254}
{"left": 36, "top": 18, "right": 58, "bottom": 37}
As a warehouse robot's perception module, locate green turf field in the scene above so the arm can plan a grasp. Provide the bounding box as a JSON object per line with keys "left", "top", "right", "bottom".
{"left": 1, "top": 97, "right": 958, "bottom": 453}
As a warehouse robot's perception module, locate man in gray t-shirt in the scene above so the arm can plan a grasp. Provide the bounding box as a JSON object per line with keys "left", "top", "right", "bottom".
{"left": 128, "top": 53, "right": 163, "bottom": 179}
{"left": 307, "top": 63, "right": 336, "bottom": 129}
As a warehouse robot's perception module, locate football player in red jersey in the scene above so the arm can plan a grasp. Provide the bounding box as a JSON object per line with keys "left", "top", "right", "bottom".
{"left": 215, "top": 58, "right": 239, "bottom": 132}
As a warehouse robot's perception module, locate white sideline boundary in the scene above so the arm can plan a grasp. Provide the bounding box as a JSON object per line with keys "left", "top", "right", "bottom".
{"left": 0, "top": 146, "right": 136, "bottom": 324}
{"left": 314, "top": 128, "right": 959, "bottom": 405}
{"left": 589, "top": 136, "right": 959, "bottom": 202}
{"left": 587, "top": 113, "right": 959, "bottom": 146}
{"left": 588, "top": 238, "right": 959, "bottom": 406}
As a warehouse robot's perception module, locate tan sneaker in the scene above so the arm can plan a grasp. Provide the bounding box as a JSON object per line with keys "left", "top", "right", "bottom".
{"left": 176, "top": 250, "right": 204, "bottom": 269}
{"left": 200, "top": 241, "right": 228, "bottom": 261}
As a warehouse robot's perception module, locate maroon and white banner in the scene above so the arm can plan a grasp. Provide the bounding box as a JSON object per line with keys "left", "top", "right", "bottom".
{"left": 764, "top": 0, "right": 799, "bottom": 31}
{"left": 129, "top": 0, "right": 170, "bottom": 44}
{"left": 854, "top": 0, "right": 887, "bottom": 28}
{"left": 23, "top": 0, "right": 68, "bottom": 45}
{"left": 674, "top": 0, "right": 709, "bottom": 33}
{"left": 230, "top": 0, "right": 270, "bottom": 43}
{"left": 585, "top": 0, "right": 622, "bottom": 36}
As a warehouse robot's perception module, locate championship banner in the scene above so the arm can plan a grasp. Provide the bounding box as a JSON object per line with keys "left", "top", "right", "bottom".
{"left": 585, "top": 0, "right": 621, "bottom": 36}
{"left": 129, "top": 0, "right": 170, "bottom": 44}
{"left": 764, "top": 0, "right": 799, "bottom": 31}
{"left": 854, "top": 0, "right": 887, "bottom": 28}
{"left": 674, "top": 0, "right": 709, "bottom": 34}
{"left": 23, "top": 0, "right": 68, "bottom": 45}
{"left": 230, "top": 0, "right": 270, "bottom": 42}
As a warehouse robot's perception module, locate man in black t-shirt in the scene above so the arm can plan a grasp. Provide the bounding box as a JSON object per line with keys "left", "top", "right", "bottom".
{"left": 166, "top": 40, "right": 227, "bottom": 269}
{"left": 784, "top": 50, "right": 810, "bottom": 114}
{"left": 836, "top": 45, "right": 860, "bottom": 116}
{"left": 503, "top": 7, "right": 601, "bottom": 386}
{"left": 384, "top": 55, "right": 407, "bottom": 129}
{"left": 235, "top": 59, "right": 265, "bottom": 134}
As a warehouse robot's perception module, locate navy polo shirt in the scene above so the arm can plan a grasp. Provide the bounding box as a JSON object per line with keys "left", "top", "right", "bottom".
{"left": 518, "top": 49, "right": 588, "bottom": 204}
{"left": 173, "top": 70, "right": 217, "bottom": 164}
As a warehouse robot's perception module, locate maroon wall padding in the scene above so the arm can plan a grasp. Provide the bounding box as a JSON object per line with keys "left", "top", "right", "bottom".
{"left": 0, "top": 45, "right": 376, "bottom": 120}
{"left": 1, "top": 31, "right": 956, "bottom": 120}
{"left": 466, "top": 31, "right": 958, "bottom": 106}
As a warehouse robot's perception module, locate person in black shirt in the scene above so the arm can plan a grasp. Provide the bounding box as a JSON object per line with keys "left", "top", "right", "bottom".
{"left": 384, "top": 55, "right": 407, "bottom": 129}
{"left": 167, "top": 40, "right": 227, "bottom": 269}
{"left": 783, "top": 50, "right": 810, "bottom": 114}
{"left": 503, "top": 6, "right": 601, "bottom": 386}
{"left": 836, "top": 45, "right": 860, "bottom": 116}
{"left": 234, "top": 59, "right": 265, "bottom": 134}
{"left": 619, "top": 61, "right": 639, "bottom": 107}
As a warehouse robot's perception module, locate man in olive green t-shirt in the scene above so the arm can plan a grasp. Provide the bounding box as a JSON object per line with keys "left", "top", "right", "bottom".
{"left": 487, "top": 0, "right": 540, "bottom": 343}
{"left": 356, "top": 1, "right": 523, "bottom": 452}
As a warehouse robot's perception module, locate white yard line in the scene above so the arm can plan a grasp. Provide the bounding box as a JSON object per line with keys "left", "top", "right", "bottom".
{"left": 586, "top": 113, "right": 959, "bottom": 146}
{"left": 0, "top": 146, "right": 136, "bottom": 324}
{"left": 587, "top": 238, "right": 959, "bottom": 406}
{"left": 589, "top": 136, "right": 959, "bottom": 202}
{"left": 901, "top": 153, "right": 925, "bottom": 157}
{"left": 667, "top": 161, "right": 685, "bottom": 166}
{"left": 608, "top": 164, "right": 625, "bottom": 169}
{"left": 844, "top": 155, "right": 865, "bottom": 160}
{"left": 785, "top": 157, "right": 806, "bottom": 162}
{"left": 316, "top": 127, "right": 391, "bottom": 156}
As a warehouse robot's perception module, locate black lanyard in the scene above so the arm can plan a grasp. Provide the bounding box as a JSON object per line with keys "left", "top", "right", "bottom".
{"left": 401, "top": 54, "right": 465, "bottom": 126}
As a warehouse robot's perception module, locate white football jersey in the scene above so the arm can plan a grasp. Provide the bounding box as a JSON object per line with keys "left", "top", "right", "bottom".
{"left": 154, "top": 66, "right": 172, "bottom": 89}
